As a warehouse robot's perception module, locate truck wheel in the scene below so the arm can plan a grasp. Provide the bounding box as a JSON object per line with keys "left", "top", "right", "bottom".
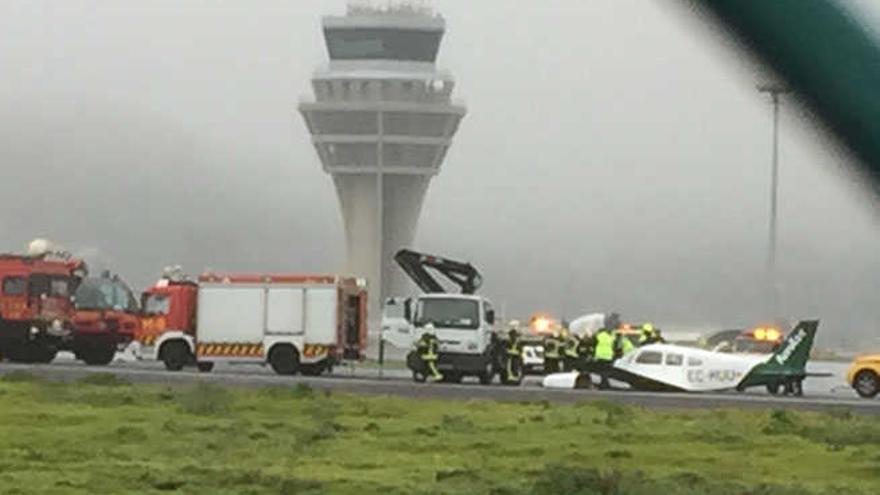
{"left": 7, "top": 343, "right": 56, "bottom": 364}
{"left": 5, "top": 345, "right": 29, "bottom": 363}
{"left": 269, "top": 344, "right": 299, "bottom": 376}
{"left": 477, "top": 359, "right": 495, "bottom": 385}
{"left": 82, "top": 345, "right": 115, "bottom": 366}
{"left": 442, "top": 372, "right": 463, "bottom": 384}
{"left": 31, "top": 343, "right": 57, "bottom": 364}
{"left": 412, "top": 370, "right": 427, "bottom": 383}
{"left": 197, "top": 362, "right": 214, "bottom": 373}
{"left": 39, "top": 348, "right": 58, "bottom": 364}
{"left": 478, "top": 371, "right": 494, "bottom": 385}
{"left": 161, "top": 341, "right": 190, "bottom": 371}
{"left": 854, "top": 370, "right": 879, "bottom": 399}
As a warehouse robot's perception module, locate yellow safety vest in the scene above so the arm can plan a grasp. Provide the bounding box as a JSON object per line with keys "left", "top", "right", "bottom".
{"left": 594, "top": 331, "right": 615, "bottom": 361}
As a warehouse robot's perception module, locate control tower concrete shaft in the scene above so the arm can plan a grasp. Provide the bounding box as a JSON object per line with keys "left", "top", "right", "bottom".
{"left": 299, "top": 4, "right": 466, "bottom": 322}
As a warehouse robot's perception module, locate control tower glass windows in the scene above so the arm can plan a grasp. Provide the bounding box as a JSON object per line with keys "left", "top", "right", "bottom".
{"left": 323, "top": 143, "right": 378, "bottom": 169}
{"left": 325, "top": 28, "right": 442, "bottom": 62}
{"left": 384, "top": 112, "right": 453, "bottom": 137}
{"left": 309, "top": 110, "right": 378, "bottom": 135}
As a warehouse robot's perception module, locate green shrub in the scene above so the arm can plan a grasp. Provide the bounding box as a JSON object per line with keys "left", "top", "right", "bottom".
{"left": 435, "top": 468, "right": 480, "bottom": 482}
{"left": 439, "top": 414, "right": 476, "bottom": 433}
{"left": 799, "top": 418, "right": 880, "bottom": 447}
{"left": 591, "top": 400, "right": 635, "bottom": 427}
{"left": 77, "top": 389, "right": 136, "bottom": 408}
{"left": 176, "top": 383, "right": 233, "bottom": 416}
{"left": 763, "top": 409, "right": 800, "bottom": 435}
{"left": 529, "top": 464, "right": 613, "bottom": 495}
{"left": 279, "top": 478, "right": 323, "bottom": 495}
{"left": 77, "top": 372, "right": 130, "bottom": 387}
{"left": 292, "top": 382, "right": 315, "bottom": 399}
{"left": 1, "top": 370, "right": 44, "bottom": 383}
{"left": 115, "top": 425, "right": 147, "bottom": 442}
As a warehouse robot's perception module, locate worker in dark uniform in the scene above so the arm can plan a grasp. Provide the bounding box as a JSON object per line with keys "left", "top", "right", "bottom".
{"left": 562, "top": 328, "right": 580, "bottom": 371}
{"left": 542, "top": 327, "right": 562, "bottom": 374}
{"left": 576, "top": 332, "right": 594, "bottom": 371}
{"left": 593, "top": 326, "right": 616, "bottom": 389}
{"left": 416, "top": 324, "right": 443, "bottom": 382}
{"left": 503, "top": 321, "right": 523, "bottom": 384}
{"left": 653, "top": 329, "right": 666, "bottom": 344}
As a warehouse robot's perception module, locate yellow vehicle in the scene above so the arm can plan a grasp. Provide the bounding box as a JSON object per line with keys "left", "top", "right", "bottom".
{"left": 846, "top": 354, "right": 880, "bottom": 399}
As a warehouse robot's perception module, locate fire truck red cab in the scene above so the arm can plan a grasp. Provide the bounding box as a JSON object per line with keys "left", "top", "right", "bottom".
{"left": 139, "top": 278, "right": 199, "bottom": 346}
{"left": 0, "top": 253, "right": 85, "bottom": 362}
{"left": 69, "top": 272, "right": 141, "bottom": 365}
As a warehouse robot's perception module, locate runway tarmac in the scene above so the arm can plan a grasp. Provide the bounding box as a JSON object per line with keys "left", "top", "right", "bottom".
{"left": 1, "top": 354, "right": 877, "bottom": 415}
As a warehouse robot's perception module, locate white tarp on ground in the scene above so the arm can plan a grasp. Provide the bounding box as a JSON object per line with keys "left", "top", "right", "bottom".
{"left": 542, "top": 371, "right": 580, "bottom": 389}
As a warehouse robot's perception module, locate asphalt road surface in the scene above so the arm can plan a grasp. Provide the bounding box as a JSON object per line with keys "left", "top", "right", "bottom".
{"left": 1, "top": 354, "right": 877, "bottom": 415}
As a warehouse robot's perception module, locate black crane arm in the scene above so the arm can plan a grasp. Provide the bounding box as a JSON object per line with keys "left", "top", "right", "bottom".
{"left": 393, "top": 249, "right": 483, "bottom": 295}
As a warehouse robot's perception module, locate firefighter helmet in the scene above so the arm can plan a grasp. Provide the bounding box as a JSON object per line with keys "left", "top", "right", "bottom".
{"left": 423, "top": 323, "right": 436, "bottom": 336}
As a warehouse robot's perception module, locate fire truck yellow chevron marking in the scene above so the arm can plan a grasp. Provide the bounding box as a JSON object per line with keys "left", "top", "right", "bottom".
{"left": 196, "top": 343, "right": 268, "bottom": 357}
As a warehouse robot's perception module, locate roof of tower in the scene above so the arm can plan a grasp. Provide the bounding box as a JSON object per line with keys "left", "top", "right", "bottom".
{"left": 326, "top": 2, "right": 444, "bottom": 32}
{"left": 346, "top": 1, "right": 437, "bottom": 18}
{"left": 323, "top": 3, "right": 445, "bottom": 63}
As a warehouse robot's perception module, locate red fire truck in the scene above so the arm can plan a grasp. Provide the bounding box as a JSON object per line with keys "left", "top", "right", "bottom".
{"left": 69, "top": 272, "right": 141, "bottom": 365}
{"left": 139, "top": 271, "right": 368, "bottom": 375}
{"left": 0, "top": 252, "right": 86, "bottom": 362}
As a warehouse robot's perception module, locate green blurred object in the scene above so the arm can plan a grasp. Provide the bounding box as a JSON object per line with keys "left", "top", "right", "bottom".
{"left": 695, "top": 0, "right": 880, "bottom": 195}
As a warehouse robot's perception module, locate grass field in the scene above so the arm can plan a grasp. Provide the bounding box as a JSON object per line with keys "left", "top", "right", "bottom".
{"left": 0, "top": 371, "right": 878, "bottom": 494}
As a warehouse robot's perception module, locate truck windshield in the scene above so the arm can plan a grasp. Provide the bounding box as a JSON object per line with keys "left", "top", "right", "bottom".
{"left": 143, "top": 293, "right": 170, "bottom": 315}
{"left": 74, "top": 277, "right": 138, "bottom": 312}
{"left": 415, "top": 299, "right": 479, "bottom": 330}
{"left": 28, "top": 274, "right": 72, "bottom": 298}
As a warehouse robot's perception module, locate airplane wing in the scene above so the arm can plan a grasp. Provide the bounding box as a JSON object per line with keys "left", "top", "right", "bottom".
{"left": 543, "top": 357, "right": 688, "bottom": 392}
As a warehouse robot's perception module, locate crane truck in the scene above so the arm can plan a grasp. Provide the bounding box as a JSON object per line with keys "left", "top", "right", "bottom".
{"left": 383, "top": 249, "right": 518, "bottom": 385}
{"left": 141, "top": 269, "right": 368, "bottom": 375}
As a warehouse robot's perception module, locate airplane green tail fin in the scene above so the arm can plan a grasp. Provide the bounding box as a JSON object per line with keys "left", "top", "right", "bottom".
{"left": 766, "top": 320, "right": 819, "bottom": 371}
{"left": 736, "top": 320, "right": 820, "bottom": 391}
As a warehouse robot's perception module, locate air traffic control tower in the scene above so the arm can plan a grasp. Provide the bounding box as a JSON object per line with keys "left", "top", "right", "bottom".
{"left": 299, "top": 4, "right": 466, "bottom": 324}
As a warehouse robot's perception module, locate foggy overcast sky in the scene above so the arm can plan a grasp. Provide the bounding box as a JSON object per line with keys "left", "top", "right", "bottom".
{"left": 0, "top": 0, "right": 878, "bottom": 346}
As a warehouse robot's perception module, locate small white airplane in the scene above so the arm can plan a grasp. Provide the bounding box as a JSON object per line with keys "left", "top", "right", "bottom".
{"left": 543, "top": 320, "right": 821, "bottom": 395}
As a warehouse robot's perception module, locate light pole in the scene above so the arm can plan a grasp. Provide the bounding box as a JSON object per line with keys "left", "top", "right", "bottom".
{"left": 757, "top": 83, "right": 790, "bottom": 321}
